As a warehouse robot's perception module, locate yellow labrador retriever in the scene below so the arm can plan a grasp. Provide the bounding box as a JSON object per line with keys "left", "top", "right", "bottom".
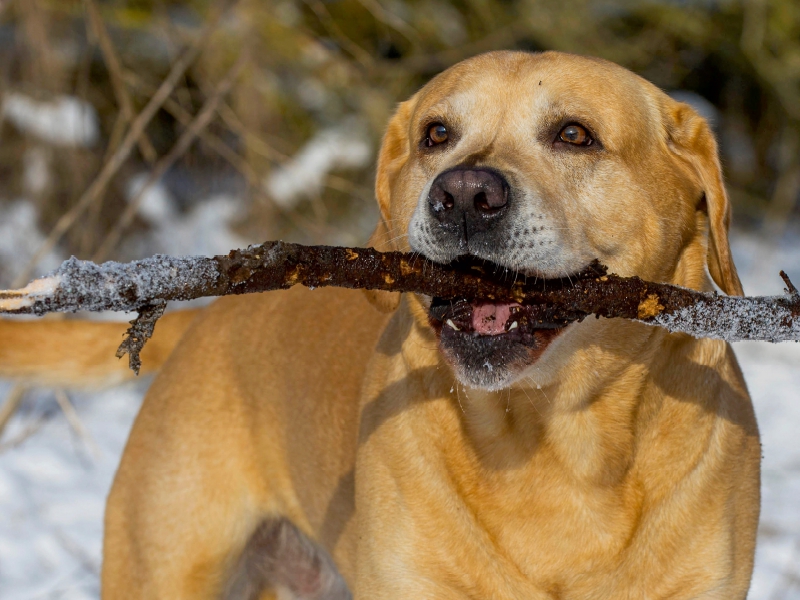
{"left": 5, "top": 51, "right": 761, "bottom": 598}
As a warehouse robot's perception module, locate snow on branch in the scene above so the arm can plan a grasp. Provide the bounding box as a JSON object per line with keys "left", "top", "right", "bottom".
{"left": 1, "top": 241, "right": 799, "bottom": 374}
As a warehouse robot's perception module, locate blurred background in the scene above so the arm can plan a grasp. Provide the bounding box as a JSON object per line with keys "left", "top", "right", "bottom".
{"left": 0, "top": 0, "right": 798, "bottom": 597}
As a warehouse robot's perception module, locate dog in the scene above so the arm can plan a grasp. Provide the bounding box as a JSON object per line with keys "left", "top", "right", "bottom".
{"left": 1, "top": 50, "right": 760, "bottom": 598}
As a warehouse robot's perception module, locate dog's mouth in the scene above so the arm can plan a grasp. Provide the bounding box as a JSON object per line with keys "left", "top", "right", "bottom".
{"left": 424, "top": 259, "right": 579, "bottom": 390}
{"left": 429, "top": 297, "right": 565, "bottom": 339}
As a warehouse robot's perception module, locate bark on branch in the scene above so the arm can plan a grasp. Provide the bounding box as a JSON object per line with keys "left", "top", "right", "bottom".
{"left": 1, "top": 241, "right": 798, "bottom": 374}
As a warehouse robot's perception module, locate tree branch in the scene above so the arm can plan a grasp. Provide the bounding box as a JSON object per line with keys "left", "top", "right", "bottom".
{"left": 1, "top": 241, "right": 798, "bottom": 374}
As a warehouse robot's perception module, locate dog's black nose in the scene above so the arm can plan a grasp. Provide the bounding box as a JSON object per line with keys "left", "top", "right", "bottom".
{"left": 428, "top": 168, "right": 509, "bottom": 234}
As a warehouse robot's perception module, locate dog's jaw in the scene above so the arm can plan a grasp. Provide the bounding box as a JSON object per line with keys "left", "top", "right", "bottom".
{"left": 436, "top": 320, "right": 563, "bottom": 390}
{"left": 419, "top": 294, "right": 565, "bottom": 390}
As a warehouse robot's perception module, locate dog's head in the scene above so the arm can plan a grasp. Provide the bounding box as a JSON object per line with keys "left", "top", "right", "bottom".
{"left": 366, "top": 51, "right": 742, "bottom": 390}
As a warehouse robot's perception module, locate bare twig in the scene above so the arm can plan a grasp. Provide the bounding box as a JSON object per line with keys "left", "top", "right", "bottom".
{"left": 761, "top": 130, "right": 800, "bottom": 237}
{"left": 0, "top": 407, "right": 53, "bottom": 452}
{"left": 84, "top": 0, "right": 158, "bottom": 163}
{"left": 53, "top": 388, "right": 101, "bottom": 459}
{"left": 11, "top": 3, "right": 231, "bottom": 288}
{"left": 741, "top": 0, "right": 800, "bottom": 123}
{"left": 0, "top": 384, "right": 26, "bottom": 438}
{"left": 214, "top": 100, "right": 373, "bottom": 203}
{"left": 18, "top": 0, "right": 59, "bottom": 92}
{"left": 91, "top": 51, "right": 250, "bottom": 261}
{"left": 53, "top": 528, "right": 101, "bottom": 576}
{"left": 301, "top": 0, "right": 375, "bottom": 68}
{"left": 780, "top": 270, "right": 798, "bottom": 296}
{"left": 354, "top": 0, "right": 422, "bottom": 48}
{"left": 2, "top": 243, "right": 799, "bottom": 373}
{"left": 123, "top": 72, "right": 264, "bottom": 190}
{"left": 115, "top": 302, "right": 167, "bottom": 375}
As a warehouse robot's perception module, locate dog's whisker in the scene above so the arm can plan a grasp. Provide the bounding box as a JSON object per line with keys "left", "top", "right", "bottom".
{"left": 518, "top": 384, "right": 544, "bottom": 418}
{"left": 381, "top": 233, "right": 410, "bottom": 246}
{"left": 455, "top": 380, "right": 465, "bottom": 414}
{"left": 524, "top": 375, "right": 551, "bottom": 407}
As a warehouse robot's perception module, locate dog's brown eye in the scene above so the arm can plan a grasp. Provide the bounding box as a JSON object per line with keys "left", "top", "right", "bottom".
{"left": 426, "top": 123, "right": 448, "bottom": 146}
{"left": 558, "top": 124, "right": 592, "bottom": 146}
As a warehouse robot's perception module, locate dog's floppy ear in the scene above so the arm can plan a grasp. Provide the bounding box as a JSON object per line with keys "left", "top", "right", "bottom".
{"left": 665, "top": 101, "right": 744, "bottom": 296}
{"left": 362, "top": 100, "right": 414, "bottom": 313}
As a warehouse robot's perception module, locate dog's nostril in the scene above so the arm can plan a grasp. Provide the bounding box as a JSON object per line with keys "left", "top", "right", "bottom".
{"left": 474, "top": 191, "right": 489, "bottom": 212}
{"left": 444, "top": 192, "right": 454, "bottom": 209}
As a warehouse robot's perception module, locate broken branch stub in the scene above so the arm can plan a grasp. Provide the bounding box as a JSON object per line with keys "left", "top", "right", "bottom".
{"left": 115, "top": 301, "right": 167, "bottom": 375}
{"left": 1, "top": 241, "right": 799, "bottom": 374}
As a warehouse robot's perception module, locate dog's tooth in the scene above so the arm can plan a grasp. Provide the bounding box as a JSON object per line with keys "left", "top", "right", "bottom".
{"left": 446, "top": 319, "right": 460, "bottom": 331}
{"left": 507, "top": 321, "right": 518, "bottom": 331}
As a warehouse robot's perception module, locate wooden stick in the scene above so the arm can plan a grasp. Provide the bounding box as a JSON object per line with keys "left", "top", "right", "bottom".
{"left": 1, "top": 242, "right": 799, "bottom": 373}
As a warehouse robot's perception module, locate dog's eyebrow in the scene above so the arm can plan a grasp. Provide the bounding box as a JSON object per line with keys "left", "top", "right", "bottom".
{"left": 536, "top": 104, "right": 602, "bottom": 143}
{"left": 542, "top": 100, "right": 598, "bottom": 124}
{"left": 417, "top": 99, "right": 457, "bottom": 124}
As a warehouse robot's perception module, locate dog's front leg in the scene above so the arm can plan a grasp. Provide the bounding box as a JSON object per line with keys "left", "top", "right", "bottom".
{"left": 100, "top": 368, "right": 267, "bottom": 599}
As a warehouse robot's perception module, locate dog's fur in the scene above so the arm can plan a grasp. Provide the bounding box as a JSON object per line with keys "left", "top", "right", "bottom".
{"left": 1, "top": 51, "right": 760, "bottom": 598}
{"left": 0, "top": 311, "right": 198, "bottom": 388}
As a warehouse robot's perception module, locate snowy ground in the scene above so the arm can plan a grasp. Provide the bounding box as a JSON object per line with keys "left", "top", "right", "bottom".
{"left": 0, "top": 228, "right": 799, "bottom": 599}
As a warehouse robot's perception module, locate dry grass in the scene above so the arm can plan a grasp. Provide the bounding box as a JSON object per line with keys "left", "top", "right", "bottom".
{"left": 0, "top": 0, "right": 798, "bottom": 278}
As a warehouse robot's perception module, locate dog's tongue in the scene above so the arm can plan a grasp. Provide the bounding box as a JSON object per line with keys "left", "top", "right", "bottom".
{"left": 471, "top": 302, "right": 518, "bottom": 335}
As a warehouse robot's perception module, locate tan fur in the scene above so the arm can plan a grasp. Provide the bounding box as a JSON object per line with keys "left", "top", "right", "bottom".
{"left": 2, "top": 51, "right": 760, "bottom": 598}
{"left": 0, "top": 310, "right": 198, "bottom": 388}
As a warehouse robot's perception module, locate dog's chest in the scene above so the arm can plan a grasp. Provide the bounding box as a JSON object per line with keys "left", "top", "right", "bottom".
{"left": 358, "top": 393, "right": 649, "bottom": 596}
{"left": 442, "top": 437, "right": 644, "bottom": 581}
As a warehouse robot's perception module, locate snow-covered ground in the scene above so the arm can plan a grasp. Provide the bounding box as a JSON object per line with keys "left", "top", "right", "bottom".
{"left": 0, "top": 382, "right": 145, "bottom": 599}
{"left": 734, "top": 230, "right": 800, "bottom": 599}
{"left": 0, "top": 227, "right": 798, "bottom": 599}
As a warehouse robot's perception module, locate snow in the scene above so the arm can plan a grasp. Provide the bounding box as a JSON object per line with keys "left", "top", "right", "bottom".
{"left": 732, "top": 230, "right": 800, "bottom": 599}
{"left": 125, "top": 173, "right": 178, "bottom": 225}
{"left": 264, "top": 120, "right": 372, "bottom": 209}
{"left": 1, "top": 93, "right": 99, "bottom": 148}
{"left": 649, "top": 293, "right": 800, "bottom": 343}
{"left": 23, "top": 148, "right": 50, "bottom": 196}
{"left": 121, "top": 192, "right": 248, "bottom": 260}
{"left": 737, "top": 339, "right": 800, "bottom": 598}
{"left": 0, "top": 252, "right": 221, "bottom": 316}
{"left": 0, "top": 228, "right": 798, "bottom": 598}
{"left": 0, "top": 383, "right": 145, "bottom": 599}
{"left": 0, "top": 201, "right": 64, "bottom": 289}
{"left": 34, "top": 253, "right": 220, "bottom": 314}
